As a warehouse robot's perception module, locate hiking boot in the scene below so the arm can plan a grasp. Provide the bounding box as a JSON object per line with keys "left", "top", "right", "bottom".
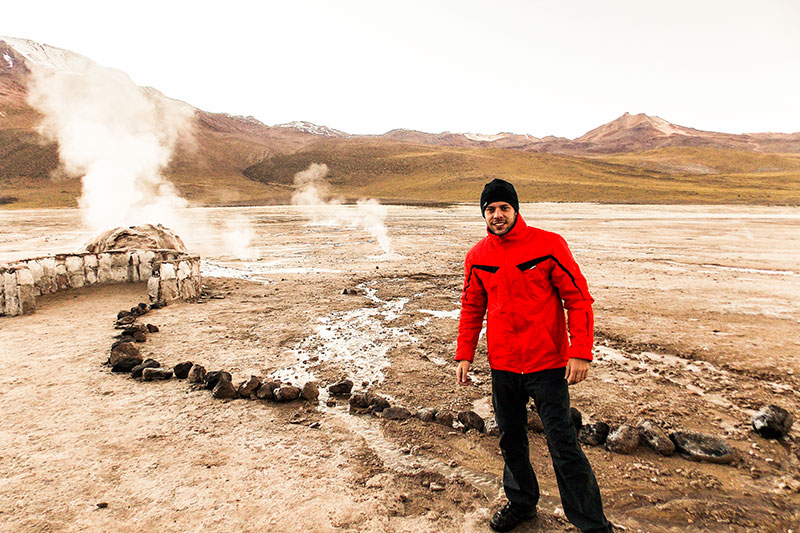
{"left": 489, "top": 501, "right": 537, "bottom": 532}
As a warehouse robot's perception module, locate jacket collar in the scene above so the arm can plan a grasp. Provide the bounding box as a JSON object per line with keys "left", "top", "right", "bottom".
{"left": 487, "top": 213, "right": 528, "bottom": 243}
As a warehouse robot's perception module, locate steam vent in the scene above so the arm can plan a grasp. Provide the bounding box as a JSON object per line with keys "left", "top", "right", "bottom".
{"left": 1, "top": 224, "right": 201, "bottom": 316}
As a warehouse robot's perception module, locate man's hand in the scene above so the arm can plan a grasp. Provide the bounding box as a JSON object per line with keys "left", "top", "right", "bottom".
{"left": 565, "top": 357, "right": 589, "bottom": 385}
{"left": 456, "top": 360, "right": 472, "bottom": 386}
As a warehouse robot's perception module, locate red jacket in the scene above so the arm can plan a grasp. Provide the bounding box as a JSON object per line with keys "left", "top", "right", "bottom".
{"left": 456, "top": 214, "right": 594, "bottom": 373}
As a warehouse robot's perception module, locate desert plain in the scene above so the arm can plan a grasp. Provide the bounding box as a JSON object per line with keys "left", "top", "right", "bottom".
{"left": 1, "top": 203, "right": 799, "bottom": 532}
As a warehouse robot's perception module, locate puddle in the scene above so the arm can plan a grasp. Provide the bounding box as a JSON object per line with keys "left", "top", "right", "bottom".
{"left": 201, "top": 259, "right": 341, "bottom": 282}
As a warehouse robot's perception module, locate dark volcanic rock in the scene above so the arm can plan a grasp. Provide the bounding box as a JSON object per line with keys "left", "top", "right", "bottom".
{"left": 238, "top": 376, "right": 261, "bottom": 398}
{"left": 111, "top": 336, "right": 136, "bottom": 349}
{"left": 434, "top": 410, "right": 455, "bottom": 428}
{"left": 752, "top": 405, "right": 794, "bottom": 439}
{"left": 606, "top": 425, "right": 640, "bottom": 454}
{"left": 142, "top": 367, "right": 173, "bottom": 381}
{"left": 342, "top": 288, "right": 358, "bottom": 295}
{"left": 301, "top": 382, "right": 319, "bottom": 402}
{"left": 137, "top": 302, "right": 149, "bottom": 313}
{"left": 173, "top": 361, "right": 193, "bottom": 379}
{"left": 328, "top": 379, "right": 354, "bottom": 396}
{"left": 350, "top": 392, "right": 373, "bottom": 410}
{"left": 116, "top": 315, "right": 136, "bottom": 326}
{"left": 639, "top": 420, "right": 675, "bottom": 456}
{"left": 204, "top": 371, "right": 232, "bottom": 390}
{"left": 670, "top": 431, "right": 736, "bottom": 464}
{"left": 212, "top": 379, "right": 238, "bottom": 399}
{"left": 415, "top": 408, "right": 437, "bottom": 423}
{"left": 187, "top": 364, "right": 207, "bottom": 384}
{"left": 146, "top": 324, "right": 159, "bottom": 333}
{"left": 570, "top": 407, "right": 583, "bottom": 430}
{"left": 578, "top": 422, "right": 610, "bottom": 446}
{"left": 111, "top": 357, "right": 143, "bottom": 373}
{"left": 457, "top": 411, "right": 485, "bottom": 432}
{"left": 131, "top": 358, "right": 161, "bottom": 378}
{"left": 117, "top": 310, "right": 132, "bottom": 320}
{"left": 369, "top": 395, "right": 391, "bottom": 413}
{"left": 256, "top": 380, "right": 280, "bottom": 401}
{"left": 150, "top": 301, "right": 163, "bottom": 310}
{"left": 132, "top": 330, "right": 146, "bottom": 343}
{"left": 274, "top": 385, "right": 301, "bottom": 402}
{"left": 382, "top": 407, "right": 412, "bottom": 420}
{"left": 109, "top": 342, "right": 142, "bottom": 371}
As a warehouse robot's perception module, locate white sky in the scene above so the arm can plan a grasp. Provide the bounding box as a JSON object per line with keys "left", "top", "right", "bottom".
{"left": 2, "top": 0, "right": 799, "bottom": 138}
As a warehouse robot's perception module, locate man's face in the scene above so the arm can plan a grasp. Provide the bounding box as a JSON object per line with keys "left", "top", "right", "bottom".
{"left": 484, "top": 201, "right": 517, "bottom": 236}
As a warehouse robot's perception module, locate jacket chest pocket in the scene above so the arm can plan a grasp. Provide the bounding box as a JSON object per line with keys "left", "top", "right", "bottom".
{"left": 516, "top": 259, "right": 554, "bottom": 299}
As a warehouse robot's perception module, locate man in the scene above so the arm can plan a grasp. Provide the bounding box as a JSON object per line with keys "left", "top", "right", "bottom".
{"left": 456, "top": 178, "right": 612, "bottom": 533}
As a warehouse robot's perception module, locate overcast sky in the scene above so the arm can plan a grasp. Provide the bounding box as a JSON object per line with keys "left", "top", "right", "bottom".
{"left": 2, "top": 0, "right": 799, "bottom": 138}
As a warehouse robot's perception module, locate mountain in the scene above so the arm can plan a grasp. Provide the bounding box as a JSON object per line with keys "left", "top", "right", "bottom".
{"left": 1, "top": 36, "right": 799, "bottom": 208}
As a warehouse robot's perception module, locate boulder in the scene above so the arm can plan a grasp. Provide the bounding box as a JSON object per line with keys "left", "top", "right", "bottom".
{"left": 350, "top": 392, "right": 373, "bottom": 410}
{"left": 256, "top": 380, "right": 280, "bottom": 401}
{"left": 752, "top": 405, "right": 794, "bottom": 439}
{"left": 238, "top": 376, "right": 261, "bottom": 398}
{"left": 117, "top": 310, "right": 132, "bottom": 320}
{"left": 109, "top": 342, "right": 142, "bottom": 372}
{"left": 639, "top": 420, "right": 675, "bottom": 456}
{"left": 457, "top": 410, "right": 485, "bottom": 433}
{"left": 578, "top": 422, "right": 610, "bottom": 446}
{"left": 187, "top": 364, "right": 207, "bottom": 384}
{"left": 142, "top": 367, "right": 173, "bottom": 381}
{"left": 301, "top": 382, "right": 319, "bottom": 402}
{"left": 173, "top": 361, "right": 194, "bottom": 379}
{"left": 669, "top": 431, "right": 736, "bottom": 464}
{"left": 382, "top": 407, "right": 412, "bottom": 420}
{"left": 369, "top": 395, "right": 391, "bottom": 413}
{"left": 434, "top": 410, "right": 455, "bottom": 428}
{"left": 606, "top": 425, "right": 640, "bottom": 454}
{"left": 212, "top": 379, "right": 238, "bottom": 399}
{"left": 131, "top": 359, "right": 161, "bottom": 378}
{"left": 274, "top": 385, "right": 301, "bottom": 402}
{"left": 204, "top": 371, "right": 232, "bottom": 390}
{"left": 415, "top": 408, "right": 437, "bottom": 423}
{"left": 146, "top": 324, "right": 159, "bottom": 333}
{"left": 132, "top": 330, "right": 146, "bottom": 343}
{"left": 328, "top": 379, "right": 354, "bottom": 396}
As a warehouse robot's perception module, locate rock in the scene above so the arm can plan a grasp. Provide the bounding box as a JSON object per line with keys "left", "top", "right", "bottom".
{"left": 669, "top": 431, "right": 736, "bottom": 464}
{"left": 256, "top": 380, "right": 280, "bottom": 401}
{"left": 485, "top": 418, "right": 500, "bottom": 437}
{"left": 342, "top": 288, "right": 358, "bottom": 295}
{"left": 369, "top": 395, "right": 391, "bottom": 413}
{"left": 457, "top": 411, "right": 485, "bottom": 432}
{"left": 130, "top": 306, "right": 142, "bottom": 317}
{"left": 173, "top": 361, "right": 193, "bottom": 379}
{"left": 429, "top": 482, "right": 445, "bottom": 492}
{"left": 274, "top": 385, "right": 301, "bottom": 402}
{"left": 528, "top": 408, "right": 544, "bottom": 433}
{"left": 639, "top": 420, "right": 675, "bottom": 456}
{"left": 137, "top": 302, "right": 149, "bottom": 313}
{"left": 150, "top": 301, "right": 164, "bottom": 310}
{"left": 382, "top": 407, "right": 412, "bottom": 420}
{"left": 116, "top": 315, "right": 136, "bottom": 326}
{"left": 606, "top": 425, "right": 640, "bottom": 454}
{"left": 212, "top": 379, "right": 238, "bottom": 399}
{"left": 142, "top": 367, "right": 173, "bottom": 381}
{"left": 83, "top": 224, "right": 188, "bottom": 254}
{"left": 434, "top": 410, "right": 455, "bottom": 428}
{"left": 301, "top": 382, "right": 319, "bottom": 402}
{"left": 328, "top": 379, "right": 354, "bottom": 396}
{"left": 111, "top": 336, "right": 135, "bottom": 349}
{"left": 109, "top": 342, "right": 142, "bottom": 371}
{"left": 350, "top": 392, "right": 373, "bottom": 410}
{"left": 117, "top": 310, "right": 132, "bottom": 319}
{"left": 752, "top": 405, "right": 794, "bottom": 439}
{"left": 238, "top": 376, "right": 262, "bottom": 398}
{"left": 578, "top": 422, "right": 610, "bottom": 446}
{"left": 131, "top": 358, "right": 161, "bottom": 378}
{"left": 570, "top": 407, "right": 583, "bottom": 430}
{"left": 132, "top": 330, "right": 146, "bottom": 343}
{"left": 146, "top": 324, "right": 159, "bottom": 333}
{"left": 186, "top": 364, "right": 207, "bottom": 384}
{"left": 416, "top": 408, "right": 437, "bottom": 423}
{"left": 204, "top": 371, "right": 232, "bottom": 390}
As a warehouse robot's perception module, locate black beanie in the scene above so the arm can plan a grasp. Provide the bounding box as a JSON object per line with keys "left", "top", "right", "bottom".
{"left": 480, "top": 178, "right": 519, "bottom": 215}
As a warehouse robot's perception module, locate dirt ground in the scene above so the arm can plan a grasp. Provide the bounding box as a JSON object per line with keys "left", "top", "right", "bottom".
{"left": 1, "top": 204, "right": 799, "bottom": 532}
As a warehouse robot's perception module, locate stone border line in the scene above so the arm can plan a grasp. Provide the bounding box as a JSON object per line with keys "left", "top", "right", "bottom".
{"left": 0, "top": 249, "right": 202, "bottom": 316}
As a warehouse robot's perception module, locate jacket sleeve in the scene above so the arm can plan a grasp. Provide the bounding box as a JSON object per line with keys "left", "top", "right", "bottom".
{"left": 455, "top": 251, "right": 487, "bottom": 363}
{"left": 550, "top": 236, "right": 595, "bottom": 361}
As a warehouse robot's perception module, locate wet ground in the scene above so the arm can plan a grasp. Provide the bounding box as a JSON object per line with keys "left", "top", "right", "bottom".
{"left": 1, "top": 204, "right": 799, "bottom": 532}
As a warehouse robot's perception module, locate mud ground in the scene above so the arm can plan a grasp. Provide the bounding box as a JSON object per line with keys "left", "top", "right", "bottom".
{"left": 1, "top": 204, "right": 799, "bottom": 532}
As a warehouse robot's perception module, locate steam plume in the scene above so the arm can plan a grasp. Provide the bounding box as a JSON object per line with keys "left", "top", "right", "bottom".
{"left": 291, "top": 163, "right": 393, "bottom": 255}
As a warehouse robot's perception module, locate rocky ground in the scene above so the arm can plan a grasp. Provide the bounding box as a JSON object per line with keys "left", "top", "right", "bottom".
{"left": 1, "top": 204, "right": 799, "bottom": 532}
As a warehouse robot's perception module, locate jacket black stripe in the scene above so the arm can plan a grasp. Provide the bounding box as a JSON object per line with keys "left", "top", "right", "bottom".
{"left": 515, "top": 255, "right": 585, "bottom": 299}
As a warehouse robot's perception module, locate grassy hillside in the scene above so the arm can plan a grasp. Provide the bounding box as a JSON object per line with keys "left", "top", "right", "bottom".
{"left": 243, "top": 139, "right": 800, "bottom": 205}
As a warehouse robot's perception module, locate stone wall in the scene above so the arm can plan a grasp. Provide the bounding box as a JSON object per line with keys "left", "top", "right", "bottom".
{"left": 1, "top": 250, "right": 201, "bottom": 316}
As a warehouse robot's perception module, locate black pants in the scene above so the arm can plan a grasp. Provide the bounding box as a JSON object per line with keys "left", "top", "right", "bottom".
{"left": 492, "top": 367, "right": 612, "bottom": 533}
